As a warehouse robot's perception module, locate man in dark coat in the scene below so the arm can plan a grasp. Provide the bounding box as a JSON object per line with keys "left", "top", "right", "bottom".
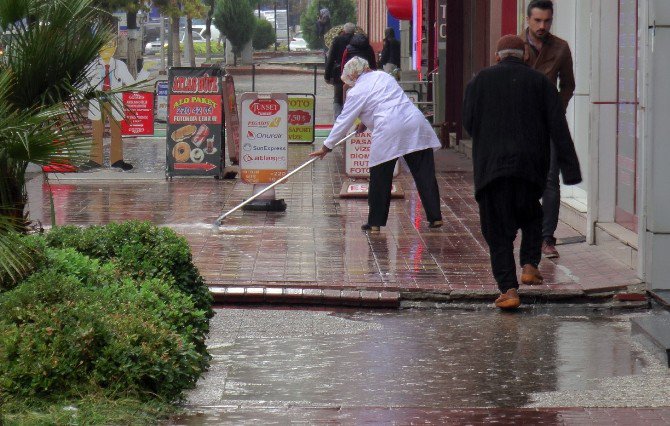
{"left": 324, "top": 22, "right": 355, "bottom": 120}
{"left": 463, "top": 35, "right": 582, "bottom": 309}
{"left": 380, "top": 27, "right": 401, "bottom": 73}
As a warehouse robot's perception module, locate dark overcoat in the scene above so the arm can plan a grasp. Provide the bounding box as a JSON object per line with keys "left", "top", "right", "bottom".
{"left": 463, "top": 57, "right": 582, "bottom": 200}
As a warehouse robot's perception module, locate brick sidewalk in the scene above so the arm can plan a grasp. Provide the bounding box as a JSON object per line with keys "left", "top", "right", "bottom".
{"left": 27, "top": 140, "right": 642, "bottom": 307}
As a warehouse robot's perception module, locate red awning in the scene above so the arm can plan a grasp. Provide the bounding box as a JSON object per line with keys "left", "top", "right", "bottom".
{"left": 387, "top": 0, "right": 412, "bottom": 20}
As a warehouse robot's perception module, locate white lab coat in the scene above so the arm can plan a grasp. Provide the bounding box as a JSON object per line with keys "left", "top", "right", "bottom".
{"left": 323, "top": 71, "right": 440, "bottom": 167}
{"left": 86, "top": 57, "right": 148, "bottom": 121}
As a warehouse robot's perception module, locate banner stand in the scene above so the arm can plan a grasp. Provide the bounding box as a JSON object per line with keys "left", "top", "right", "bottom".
{"left": 338, "top": 128, "right": 404, "bottom": 199}
{"left": 241, "top": 185, "right": 287, "bottom": 212}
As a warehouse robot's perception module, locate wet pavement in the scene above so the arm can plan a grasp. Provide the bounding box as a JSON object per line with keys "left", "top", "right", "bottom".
{"left": 167, "top": 307, "right": 670, "bottom": 424}
{"left": 23, "top": 64, "right": 642, "bottom": 305}
{"left": 26, "top": 138, "right": 642, "bottom": 306}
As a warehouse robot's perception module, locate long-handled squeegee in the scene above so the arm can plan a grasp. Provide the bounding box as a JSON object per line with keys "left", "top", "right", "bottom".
{"left": 214, "top": 131, "right": 357, "bottom": 226}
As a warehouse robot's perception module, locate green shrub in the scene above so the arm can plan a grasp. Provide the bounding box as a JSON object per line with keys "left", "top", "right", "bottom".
{"left": 0, "top": 270, "right": 205, "bottom": 402}
{"left": 253, "top": 18, "right": 275, "bottom": 50}
{"left": 192, "top": 42, "right": 224, "bottom": 55}
{"left": 0, "top": 234, "right": 47, "bottom": 292}
{"left": 45, "top": 221, "right": 213, "bottom": 317}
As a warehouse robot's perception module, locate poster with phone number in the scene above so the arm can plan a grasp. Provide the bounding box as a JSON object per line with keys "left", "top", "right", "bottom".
{"left": 166, "top": 67, "right": 223, "bottom": 177}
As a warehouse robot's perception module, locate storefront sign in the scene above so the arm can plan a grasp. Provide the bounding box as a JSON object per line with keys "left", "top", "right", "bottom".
{"left": 121, "top": 91, "right": 154, "bottom": 136}
{"left": 223, "top": 75, "right": 240, "bottom": 164}
{"left": 166, "top": 67, "right": 224, "bottom": 177}
{"left": 239, "top": 93, "right": 288, "bottom": 184}
{"left": 288, "top": 94, "right": 315, "bottom": 143}
{"left": 155, "top": 80, "right": 168, "bottom": 122}
{"left": 345, "top": 131, "right": 399, "bottom": 178}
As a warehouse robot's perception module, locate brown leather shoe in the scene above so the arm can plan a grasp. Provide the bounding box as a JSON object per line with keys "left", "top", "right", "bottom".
{"left": 521, "top": 264, "right": 543, "bottom": 285}
{"left": 495, "top": 288, "right": 521, "bottom": 309}
{"left": 542, "top": 241, "right": 560, "bottom": 258}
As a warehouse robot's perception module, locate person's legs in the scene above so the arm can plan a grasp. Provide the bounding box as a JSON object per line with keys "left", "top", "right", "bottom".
{"left": 333, "top": 83, "right": 344, "bottom": 120}
{"left": 477, "top": 178, "right": 519, "bottom": 294}
{"left": 403, "top": 148, "right": 442, "bottom": 223}
{"left": 107, "top": 108, "right": 123, "bottom": 164}
{"left": 518, "top": 180, "right": 544, "bottom": 285}
{"left": 90, "top": 119, "right": 104, "bottom": 166}
{"left": 542, "top": 144, "right": 560, "bottom": 256}
{"left": 367, "top": 158, "right": 398, "bottom": 227}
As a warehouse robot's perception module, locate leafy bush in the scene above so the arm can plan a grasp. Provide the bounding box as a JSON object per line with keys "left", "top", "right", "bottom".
{"left": 0, "top": 234, "right": 47, "bottom": 292}
{"left": 45, "top": 221, "right": 213, "bottom": 317}
{"left": 0, "top": 271, "right": 205, "bottom": 402}
{"left": 192, "top": 42, "right": 224, "bottom": 55}
{"left": 253, "top": 18, "right": 276, "bottom": 50}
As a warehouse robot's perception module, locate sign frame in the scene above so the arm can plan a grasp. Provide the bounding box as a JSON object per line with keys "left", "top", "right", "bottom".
{"left": 222, "top": 74, "right": 241, "bottom": 164}
{"left": 239, "top": 92, "right": 289, "bottom": 184}
{"left": 287, "top": 93, "right": 316, "bottom": 144}
{"left": 165, "top": 66, "right": 224, "bottom": 179}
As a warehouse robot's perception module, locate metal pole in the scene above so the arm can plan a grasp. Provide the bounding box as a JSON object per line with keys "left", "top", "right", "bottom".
{"left": 286, "top": 0, "right": 291, "bottom": 52}
{"left": 160, "top": 15, "right": 166, "bottom": 72}
{"left": 214, "top": 131, "right": 357, "bottom": 225}
{"left": 274, "top": 2, "right": 278, "bottom": 52}
{"left": 252, "top": 63, "right": 256, "bottom": 91}
{"left": 313, "top": 64, "right": 317, "bottom": 95}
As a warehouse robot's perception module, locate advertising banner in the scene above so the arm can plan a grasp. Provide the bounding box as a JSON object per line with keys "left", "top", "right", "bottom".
{"left": 166, "top": 67, "right": 224, "bottom": 177}
{"left": 155, "top": 80, "right": 168, "bottom": 122}
{"left": 121, "top": 91, "right": 155, "bottom": 136}
{"left": 222, "top": 75, "right": 240, "bottom": 164}
{"left": 345, "top": 130, "right": 399, "bottom": 178}
{"left": 287, "top": 94, "right": 315, "bottom": 143}
{"left": 239, "top": 93, "right": 288, "bottom": 184}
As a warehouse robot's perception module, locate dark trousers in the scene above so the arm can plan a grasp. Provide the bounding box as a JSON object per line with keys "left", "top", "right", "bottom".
{"left": 477, "top": 177, "right": 543, "bottom": 293}
{"left": 542, "top": 144, "right": 560, "bottom": 244}
{"left": 368, "top": 148, "right": 442, "bottom": 226}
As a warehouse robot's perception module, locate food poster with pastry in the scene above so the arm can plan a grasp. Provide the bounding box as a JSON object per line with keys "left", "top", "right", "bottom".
{"left": 239, "top": 93, "right": 288, "bottom": 184}
{"left": 166, "top": 67, "right": 224, "bottom": 177}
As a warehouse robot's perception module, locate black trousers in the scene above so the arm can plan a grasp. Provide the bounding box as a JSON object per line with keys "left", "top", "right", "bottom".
{"left": 477, "top": 177, "right": 543, "bottom": 293}
{"left": 368, "top": 148, "right": 442, "bottom": 226}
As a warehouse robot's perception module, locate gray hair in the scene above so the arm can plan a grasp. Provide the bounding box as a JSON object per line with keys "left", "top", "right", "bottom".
{"left": 497, "top": 48, "right": 524, "bottom": 59}
{"left": 343, "top": 23, "right": 355, "bottom": 34}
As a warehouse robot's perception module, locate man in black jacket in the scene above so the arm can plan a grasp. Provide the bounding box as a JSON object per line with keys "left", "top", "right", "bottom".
{"left": 463, "top": 35, "right": 582, "bottom": 309}
{"left": 380, "top": 27, "right": 401, "bottom": 73}
{"left": 325, "top": 22, "right": 355, "bottom": 120}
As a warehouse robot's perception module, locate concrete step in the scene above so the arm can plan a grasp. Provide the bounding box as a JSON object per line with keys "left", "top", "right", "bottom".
{"left": 631, "top": 311, "right": 670, "bottom": 367}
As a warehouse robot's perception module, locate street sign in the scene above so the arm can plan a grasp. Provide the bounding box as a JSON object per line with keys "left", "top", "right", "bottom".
{"left": 121, "top": 91, "right": 154, "bottom": 136}
{"left": 166, "top": 67, "right": 224, "bottom": 178}
{"left": 287, "top": 94, "right": 315, "bottom": 144}
{"left": 239, "top": 93, "right": 288, "bottom": 184}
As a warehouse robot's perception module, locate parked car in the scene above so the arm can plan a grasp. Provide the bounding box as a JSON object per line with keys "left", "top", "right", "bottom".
{"left": 144, "top": 31, "right": 206, "bottom": 55}
{"left": 291, "top": 32, "right": 307, "bottom": 51}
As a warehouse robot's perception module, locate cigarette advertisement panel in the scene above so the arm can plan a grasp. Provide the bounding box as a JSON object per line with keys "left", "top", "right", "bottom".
{"left": 239, "top": 93, "right": 288, "bottom": 184}
{"left": 166, "top": 67, "right": 223, "bottom": 177}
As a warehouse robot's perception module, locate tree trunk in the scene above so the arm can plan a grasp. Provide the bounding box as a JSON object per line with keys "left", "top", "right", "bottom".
{"left": 171, "top": 16, "right": 181, "bottom": 67}
{"left": 186, "top": 16, "right": 195, "bottom": 67}
{"left": 126, "top": 11, "right": 139, "bottom": 78}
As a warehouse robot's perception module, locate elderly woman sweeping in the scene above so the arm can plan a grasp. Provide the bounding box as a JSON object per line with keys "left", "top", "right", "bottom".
{"left": 310, "top": 57, "right": 443, "bottom": 233}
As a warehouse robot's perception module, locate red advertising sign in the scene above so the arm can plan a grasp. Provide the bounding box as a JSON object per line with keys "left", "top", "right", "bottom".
{"left": 121, "top": 91, "right": 154, "bottom": 136}
{"left": 249, "top": 98, "right": 280, "bottom": 116}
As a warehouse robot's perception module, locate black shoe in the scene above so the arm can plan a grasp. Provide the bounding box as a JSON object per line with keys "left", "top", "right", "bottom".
{"left": 78, "top": 160, "right": 102, "bottom": 172}
{"left": 429, "top": 220, "right": 443, "bottom": 228}
{"left": 111, "top": 160, "right": 133, "bottom": 171}
{"left": 361, "top": 224, "right": 380, "bottom": 233}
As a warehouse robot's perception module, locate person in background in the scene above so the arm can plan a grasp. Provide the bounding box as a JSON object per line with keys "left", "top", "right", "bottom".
{"left": 341, "top": 33, "right": 377, "bottom": 71}
{"left": 520, "top": 0, "right": 575, "bottom": 259}
{"left": 310, "top": 57, "right": 443, "bottom": 233}
{"left": 316, "top": 8, "right": 331, "bottom": 48}
{"left": 380, "top": 27, "right": 401, "bottom": 74}
{"left": 463, "top": 35, "right": 581, "bottom": 310}
{"left": 324, "top": 22, "right": 355, "bottom": 120}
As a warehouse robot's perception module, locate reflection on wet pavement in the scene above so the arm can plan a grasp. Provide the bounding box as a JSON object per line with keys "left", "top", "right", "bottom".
{"left": 169, "top": 308, "right": 669, "bottom": 424}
